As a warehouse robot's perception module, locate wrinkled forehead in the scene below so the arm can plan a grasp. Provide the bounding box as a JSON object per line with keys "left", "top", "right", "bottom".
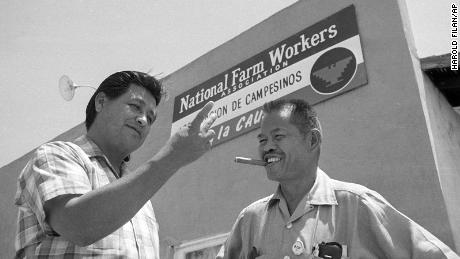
{"left": 260, "top": 108, "right": 294, "bottom": 133}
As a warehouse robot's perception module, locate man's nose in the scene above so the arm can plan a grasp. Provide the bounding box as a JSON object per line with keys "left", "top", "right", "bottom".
{"left": 136, "top": 115, "right": 148, "bottom": 127}
{"left": 263, "top": 139, "right": 276, "bottom": 152}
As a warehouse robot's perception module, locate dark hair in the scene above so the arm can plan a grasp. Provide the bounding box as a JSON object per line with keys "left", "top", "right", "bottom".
{"left": 262, "top": 99, "right": 321, "bottom": 137}
{"left": 85, "top": 71, "right": 165, "bottom": 130}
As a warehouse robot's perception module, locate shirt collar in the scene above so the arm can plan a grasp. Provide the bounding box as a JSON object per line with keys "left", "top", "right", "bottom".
{"left": 308, "top": 168, "right": 338, "bottom": 205}
{"left": 269, "top": 168, "right": 338, "bottom": 207}
{"left": 73, "top": 135, "right": 128, "bottom": 176}
{"left": 74, "top": 135, "right": 106, "bottom": 158}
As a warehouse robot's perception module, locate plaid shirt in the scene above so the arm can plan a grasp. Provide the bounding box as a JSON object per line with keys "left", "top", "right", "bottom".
{"left": 14, "top": 135, "right": 159, "bottom": 258}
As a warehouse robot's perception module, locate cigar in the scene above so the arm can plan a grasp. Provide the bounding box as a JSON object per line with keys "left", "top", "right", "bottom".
{"left": 234, "top": 157, "right": 267, "bottom": 166}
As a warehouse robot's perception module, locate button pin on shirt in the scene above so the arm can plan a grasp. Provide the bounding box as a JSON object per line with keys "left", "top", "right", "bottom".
{"left": 292, "top": 240, "right": 305, "bottom": 255}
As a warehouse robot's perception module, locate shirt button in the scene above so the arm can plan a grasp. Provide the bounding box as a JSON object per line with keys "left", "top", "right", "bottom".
{"left": 284, "top": 256, "right": 290, "bottom": 259}
{"left": 286, "top": 223, "right": 293, "bottom": 229}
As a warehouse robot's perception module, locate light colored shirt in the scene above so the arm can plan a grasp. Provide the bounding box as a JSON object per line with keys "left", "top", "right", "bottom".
{"left": 219, "top": 169, "right": 459, "bottom": 259}
{"left": 14, "top": 135, "right": 159, "bottom": 258}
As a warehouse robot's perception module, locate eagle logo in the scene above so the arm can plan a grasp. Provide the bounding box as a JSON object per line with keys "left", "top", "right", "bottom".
{"left": 310, "top": 47, "right": 357, "bottom": 95}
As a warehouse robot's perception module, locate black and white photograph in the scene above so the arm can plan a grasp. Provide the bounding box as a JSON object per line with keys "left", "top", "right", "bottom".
{"left": 0, "top": 0, "right": 459, "bottom": 258}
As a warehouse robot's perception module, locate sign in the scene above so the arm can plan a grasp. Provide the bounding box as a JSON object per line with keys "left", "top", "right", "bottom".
{"left": 171, "top": 5, "right": 367, "bottom": 147}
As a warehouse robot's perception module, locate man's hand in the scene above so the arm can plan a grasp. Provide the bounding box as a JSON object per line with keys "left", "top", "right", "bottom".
{"left": 44, "top": 102, "right": 217, "bottom": 246}
{"left": 166, "top": 101, "right": 217, "bottom": 167}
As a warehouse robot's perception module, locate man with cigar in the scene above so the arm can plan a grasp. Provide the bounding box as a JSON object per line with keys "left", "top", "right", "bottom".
{"left": 219, "top": 99, "right": 458, "bottom": 258}
{"left": 14, "top": 71, "right": 217, "bottom": 258}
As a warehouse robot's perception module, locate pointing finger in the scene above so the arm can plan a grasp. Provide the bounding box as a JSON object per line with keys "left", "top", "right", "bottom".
{"left": 201, "top": 112, "right": 217, "bottom": 133}
{"left": 202, "top": 129, "right": 216, "bottom": 140}
{"left": 190, "top": 101, "right": 214, "bottom": 132}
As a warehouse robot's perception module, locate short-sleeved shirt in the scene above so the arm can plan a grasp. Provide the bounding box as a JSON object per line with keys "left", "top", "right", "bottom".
{"left": 219, "top": 169, "right": 459, "bottom": 259}
{"left": 14, "top": 135, "right": 159, "bottom": 258}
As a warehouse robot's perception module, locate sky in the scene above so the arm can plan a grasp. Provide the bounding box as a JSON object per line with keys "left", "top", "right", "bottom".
{"left": 0, "top": 0, "right": 453, "bottom": 168}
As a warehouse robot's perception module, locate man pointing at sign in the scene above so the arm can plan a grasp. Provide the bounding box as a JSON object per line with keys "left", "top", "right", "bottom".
{"left": 14, "top": 71, "right": 217, "bottom": 258}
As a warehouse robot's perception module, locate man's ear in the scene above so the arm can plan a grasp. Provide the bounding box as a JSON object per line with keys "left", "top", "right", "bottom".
{"left": 94, "top": 92, "right": 107, "bottom": 112}
{"left": 309, "top": 129, "right": 321, "bottom": 151}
